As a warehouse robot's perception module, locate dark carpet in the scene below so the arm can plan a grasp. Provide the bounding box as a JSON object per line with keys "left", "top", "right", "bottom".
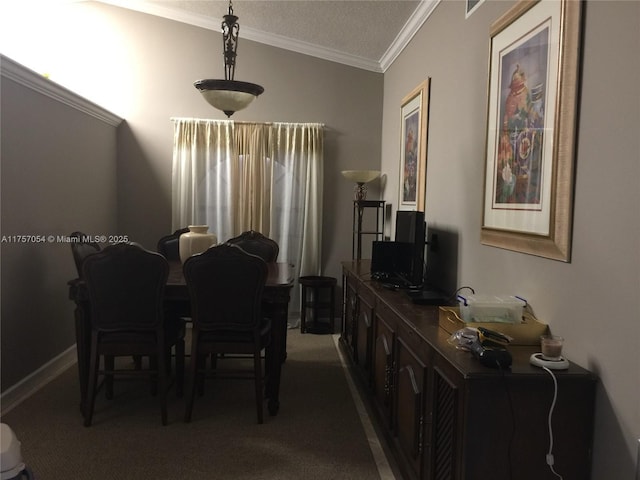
{"left": 1, "top": 330, "right": 383, "bottom": 479}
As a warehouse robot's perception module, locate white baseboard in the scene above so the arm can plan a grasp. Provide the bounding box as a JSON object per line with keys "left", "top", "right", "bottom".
{"left": 1, "top": 346, "right": 77, "bottom": 416}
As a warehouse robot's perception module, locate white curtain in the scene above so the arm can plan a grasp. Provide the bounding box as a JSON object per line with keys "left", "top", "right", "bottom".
{"left": 171, "top": 118, "right": 324, "bottom": 321}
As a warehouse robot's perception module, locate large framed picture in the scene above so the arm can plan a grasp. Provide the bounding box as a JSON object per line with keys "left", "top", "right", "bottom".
{"left": 481, "top": 0, "right": 582, "bottom": 262}
{"left": 399, "top": 79, "right": 430, "bottom": 211}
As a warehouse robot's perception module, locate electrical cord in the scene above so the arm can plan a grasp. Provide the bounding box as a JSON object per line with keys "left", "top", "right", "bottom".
{"left": 447, "top": 285, "right": 475, "bottom": 303}
{"left": 542, "top": 366, "right": 564, "bottom": 480}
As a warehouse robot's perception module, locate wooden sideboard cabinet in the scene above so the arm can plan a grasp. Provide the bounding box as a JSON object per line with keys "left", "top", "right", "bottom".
{"left": 340, "top": 261, "right": 596, "bottom": 480}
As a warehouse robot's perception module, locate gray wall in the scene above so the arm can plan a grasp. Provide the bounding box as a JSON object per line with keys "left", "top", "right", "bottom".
{"left": 0, "top": 58, "right": 120, "bottom": 389}
{"left": 382, "top": 1, "right": 640, "bottom": 478}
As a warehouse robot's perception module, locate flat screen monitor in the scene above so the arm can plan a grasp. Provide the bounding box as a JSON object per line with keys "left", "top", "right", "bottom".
{"left": 424, "top": 226, "right": 459, "bottom": 295}
{"left": 406, "top": 226, "right": 459, "bottom": 305}
{"left": 394, "top": 210, "right": 425, "bottom": 284}
{"left": 395, "top": 210, "right": 425, "bottom": 244}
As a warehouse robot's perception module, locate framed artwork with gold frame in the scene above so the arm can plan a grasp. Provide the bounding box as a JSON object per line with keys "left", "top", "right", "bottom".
{"left": 481, "top": 0, "right": 582, "bottom": 262}
{"left": 399, "top": 79, "right": 430, "bottom": 212}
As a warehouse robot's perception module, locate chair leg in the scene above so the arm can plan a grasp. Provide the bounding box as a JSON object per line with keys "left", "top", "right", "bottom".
{"left": 184, "top": 336, "right": 199, "bottom": 423}
{"left": 157, "top": 347, "right": 168, "bottom": 426}
{"left": 84, "top": 335, "right": 100, "bottom": 427}
{"left": 197, "top": 354, "right": 206, "bottom": 397}
{"left": 104, "top": 355, "right": 114, "bottom": 400}
{"left": 254, "top": 349, "right": 264, "bottom": 424}
{"left": 184, "top": 359, "right": 198, "bottom": 423}
{"left": 300, "top": 286, "right": 307, "bottom": 333}
{"left": 175, "top": 339, "right": 185, "bottom": 398}
{"left": 149, "top": 356, "right": 158, "bottom": 396}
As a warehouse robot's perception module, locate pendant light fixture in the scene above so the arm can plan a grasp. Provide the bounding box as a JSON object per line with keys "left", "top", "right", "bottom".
{"left": 194, "top": 0, "right": 264, "bottom": 117}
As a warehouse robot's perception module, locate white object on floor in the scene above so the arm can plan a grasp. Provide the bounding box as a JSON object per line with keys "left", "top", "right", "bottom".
{"left": 0, "top": 423, "right": 26, "bottom": 480}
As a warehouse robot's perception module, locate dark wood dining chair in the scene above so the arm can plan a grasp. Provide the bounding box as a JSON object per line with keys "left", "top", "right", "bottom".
{"left": 183, "top": 243, "right": 269, "bottom": 424}
{"left": 81, "top": 243, "right": 185, "bottom": 426}
{"left": 157, "top": 227, "right": 192, "bottom": 323}
{"left": 157, "top": 227, "right": 190, "bottom": 262}
{"left": 69, "top": 231, "right": 101, "bottom": 278}
{"left": 226, "top": 230, "right": 279, "bottom": 263}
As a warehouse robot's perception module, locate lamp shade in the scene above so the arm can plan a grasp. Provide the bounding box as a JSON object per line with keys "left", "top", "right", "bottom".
{"left": 195, "top": 79, "right": 264, "bottom": 117}
{"left": 341, "top": 170, "right": 381, "bottom": 184}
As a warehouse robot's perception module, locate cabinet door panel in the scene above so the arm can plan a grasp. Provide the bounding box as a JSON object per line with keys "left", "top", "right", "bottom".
{"left": 395, "top": 337, "right": 427, "bottom": 479}
{"left": 372, "top": 318, "right": 394, "bottom": 427}
{"left": 430, "top": 366, "right": 460, "bottom": 480}
{"left": 356, "top": 295, "right": 373, "bottom": 374}
{"left": 342, "top": 273, "right": 358, "bottom": 357}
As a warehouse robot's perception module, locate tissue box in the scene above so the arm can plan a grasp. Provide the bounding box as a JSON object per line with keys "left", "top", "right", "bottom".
{"left": 457, "top": 294, "right": 526, "bottom": 323}
{"left": 438, "top": 306, "right": 549, "bottom": 346}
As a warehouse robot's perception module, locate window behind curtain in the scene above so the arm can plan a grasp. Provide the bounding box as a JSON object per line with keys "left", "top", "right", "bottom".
{"left": 171, "top": 118, "right": 324, "bottom": 320}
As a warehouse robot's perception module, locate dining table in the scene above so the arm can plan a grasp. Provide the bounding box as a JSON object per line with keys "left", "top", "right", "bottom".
{"left": 68, "top": 260, "right": 295, "bottom": 417}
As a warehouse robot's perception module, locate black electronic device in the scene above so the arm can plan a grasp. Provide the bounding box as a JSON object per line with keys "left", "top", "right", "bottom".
{"left": 406, "top": 288, "right": 447, "bottom": 305}
{"left": 407, "top": 225, "right": 459, "bottom": 305}
{"left": 394, "top": 210, "right": 425, "bottom": 285}
{"left": 371, "top": 241, "right": 413, "bottom": 283}
{"left": 469, "top": 341, "right": 513, "bottom": 369}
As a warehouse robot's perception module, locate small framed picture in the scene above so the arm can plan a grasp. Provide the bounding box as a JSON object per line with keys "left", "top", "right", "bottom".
{"left": 399, "top": 79, "right": 430, "bottom": 211}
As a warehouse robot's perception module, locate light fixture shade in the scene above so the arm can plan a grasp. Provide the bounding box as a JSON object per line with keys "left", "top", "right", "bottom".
{"left": 341, "top": 170, "right": 381, "bottom": 184}
{"left": 195, "top": 79, "right": 264, "bottom": 117}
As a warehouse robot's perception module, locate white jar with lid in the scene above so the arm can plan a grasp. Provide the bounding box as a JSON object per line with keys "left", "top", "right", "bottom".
{"left": 179, "top": 225, "right": 217, "bottom": 263}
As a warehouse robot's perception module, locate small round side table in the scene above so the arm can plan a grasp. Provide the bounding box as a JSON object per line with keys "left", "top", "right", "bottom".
{"left": 299, "top": 276, "right": 337, "bottom": 334}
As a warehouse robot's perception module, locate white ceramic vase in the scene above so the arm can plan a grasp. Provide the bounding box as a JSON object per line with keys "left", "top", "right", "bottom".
{"left": 179, "top": 225, "right": 217, "bottom": 263}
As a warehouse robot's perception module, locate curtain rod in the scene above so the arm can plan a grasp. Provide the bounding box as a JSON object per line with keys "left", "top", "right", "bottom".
{"left": 170, "top": 117, "right": 325, "bottom": 128}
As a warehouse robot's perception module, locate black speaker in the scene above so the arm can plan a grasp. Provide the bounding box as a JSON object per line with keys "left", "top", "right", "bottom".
{"left": 395, "top": 210, "right": 425, "bottom": 285}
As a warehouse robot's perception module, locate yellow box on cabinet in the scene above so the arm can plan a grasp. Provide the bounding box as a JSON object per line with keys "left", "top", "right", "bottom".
{"left": 438, "top": 306, "right": 549, "bottom": 346}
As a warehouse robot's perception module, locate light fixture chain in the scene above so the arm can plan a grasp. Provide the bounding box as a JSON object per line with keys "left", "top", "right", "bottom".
{"left": 222, "top": 2, "right": 239, "bottom": 81}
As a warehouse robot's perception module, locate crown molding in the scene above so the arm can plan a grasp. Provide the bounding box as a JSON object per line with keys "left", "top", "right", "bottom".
{"left": 1, "top": 54, "right": 122, "bottom": 126}
{"left": 379, "top": 0, "right": 441, "bottom": 72}
{"left": 241, "top": 26, "right": 383, "bottom": 73}
{"left": 95, "top": 0, "right": 440, "bottom": 74}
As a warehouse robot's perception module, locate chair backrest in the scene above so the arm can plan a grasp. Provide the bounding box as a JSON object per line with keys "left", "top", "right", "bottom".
{"left": 69, "top": 231, "right": 101, "bottom": 278}
{"left": 82, "top": 243, "right": 169, "bottom": 332}
{"left": 183, "top": 244, "right": 268, "bottom": 332}
{"left": 157, "top": 227, "right": 190, "bottom": 261}
{"left": 225, "top": 230, "right": 279, "bottom": 263}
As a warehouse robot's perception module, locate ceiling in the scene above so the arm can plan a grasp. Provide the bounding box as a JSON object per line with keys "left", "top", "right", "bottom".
{"left": 96, "top": 0, "right": 440, "bottom": 72}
